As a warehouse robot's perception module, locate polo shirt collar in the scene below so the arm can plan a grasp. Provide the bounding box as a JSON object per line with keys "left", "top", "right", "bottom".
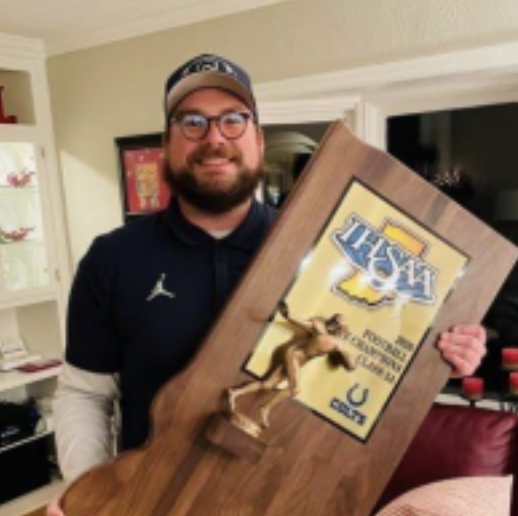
{"left": 163, "top": 196, "right": 268, "bottom": 250}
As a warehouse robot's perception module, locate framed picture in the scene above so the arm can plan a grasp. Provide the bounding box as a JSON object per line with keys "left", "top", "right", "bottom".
{"left": 116, "top": 133, "right": 170, "bottom": 223}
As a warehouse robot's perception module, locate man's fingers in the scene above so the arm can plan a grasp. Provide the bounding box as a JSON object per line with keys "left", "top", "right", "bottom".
{"left": 437, "top": 324, "right": 487, "bottom": 377}
{"left": 441, "top": 347, "right": 481, "bottom": 377}
{"left": 440, "top": 333, "right": 485, "bottom": 355}
{"left": 452, "top": 324, "right": 486, "bottom": 339}
{"left": 46, "top": 495, "right": 65, "bottom": 516}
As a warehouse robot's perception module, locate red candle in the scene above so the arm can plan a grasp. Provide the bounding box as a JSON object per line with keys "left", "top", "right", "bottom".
{"left": 502, "top": 348, "right": 518, "bottom": 371}
{"left": 510, "top": 373, "right": 518, "bottom": 396}
{"left": 462, "top": 377, "right": 484, "bottom": 401}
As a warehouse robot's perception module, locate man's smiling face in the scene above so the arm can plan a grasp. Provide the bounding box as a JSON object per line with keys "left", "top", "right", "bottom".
{"left": 164, "top": 88, "right": 265, "bottom": 213}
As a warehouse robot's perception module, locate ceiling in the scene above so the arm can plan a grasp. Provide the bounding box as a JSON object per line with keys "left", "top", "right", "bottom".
{"left": 0, "top": 0, "right": 293, "bottom": 55}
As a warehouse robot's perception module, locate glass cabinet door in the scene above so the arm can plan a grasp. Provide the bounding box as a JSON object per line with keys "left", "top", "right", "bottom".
{"left": 0, "top": 141, "right": 50, "bottom": 293}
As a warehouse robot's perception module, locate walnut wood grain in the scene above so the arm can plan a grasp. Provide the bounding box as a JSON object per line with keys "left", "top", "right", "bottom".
{"left": 61, "top": 122, "right": 518, "bottom": 516}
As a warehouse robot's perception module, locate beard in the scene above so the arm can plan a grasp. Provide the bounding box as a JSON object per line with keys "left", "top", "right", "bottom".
{"left": 163, "top": 144, "right": 265, "bottom": 214}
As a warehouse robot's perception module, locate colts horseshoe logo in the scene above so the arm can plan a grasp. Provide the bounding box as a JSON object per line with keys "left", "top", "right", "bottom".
{"left": 346, "top": 383, "right": 369, "bottom": 407}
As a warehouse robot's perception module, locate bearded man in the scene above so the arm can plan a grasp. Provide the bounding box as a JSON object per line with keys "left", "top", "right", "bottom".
{"left": 48, "top": 54, "right": 485, "bottom": 516}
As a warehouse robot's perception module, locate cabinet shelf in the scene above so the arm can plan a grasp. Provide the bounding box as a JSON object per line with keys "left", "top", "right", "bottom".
{"left": 0, "top": 479, "right": 64, "bottom": 516}
{"left": 0, "top": 418, "right": 54, "bottom": 454}
{"left": 0, "top": 238, "right": 45, "bottom": 246}
{"left": 0, "top": 186, "right": 38, "bottom": 191}
{"left": 0, "top": 290, "right": 58, "bottom": 311}
{"left": 0, "top": 365, "right": 61, "bottom": 393}
{"left": 0, "top": 124, "right": 39, "bottom": 143}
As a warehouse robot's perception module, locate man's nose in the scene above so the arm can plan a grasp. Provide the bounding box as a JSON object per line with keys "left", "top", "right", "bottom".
{"left": 203, "top": 120, "right": 226, "bottom": 144}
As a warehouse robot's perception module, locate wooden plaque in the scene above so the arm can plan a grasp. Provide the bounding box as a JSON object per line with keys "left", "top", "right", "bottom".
{"left": 62, "top": 122, "right": 518, "bottom": 516}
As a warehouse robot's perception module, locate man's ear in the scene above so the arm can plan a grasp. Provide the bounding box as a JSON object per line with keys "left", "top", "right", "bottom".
{"left": 162, "top": 139, "right": 169, "bottom": 161}
{"left": 163, "top": 124, "right": 172, "bottom": 145}
{"left": 256, "top": 126, "right": 265, "bottom": 153}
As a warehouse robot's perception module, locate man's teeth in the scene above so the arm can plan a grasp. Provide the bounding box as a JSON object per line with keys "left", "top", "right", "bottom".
{"left": 201, "top": 158, "right": 230, "bottom": 164}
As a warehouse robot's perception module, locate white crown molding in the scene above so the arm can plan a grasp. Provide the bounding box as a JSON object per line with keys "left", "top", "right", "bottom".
{"left": 255, "top": 41, "right": 518, "bottom": 150}
{"left": 0, "top": 33, "right": 45, "bottom": 62}
{"left": 255, "top": 41, "right": 518, "bottom": 102}
{"left": 258, "top": 96, "right": 360, "bottom": 125}
{"left": 47, "top": 0, "right": 299, "bottom": 56}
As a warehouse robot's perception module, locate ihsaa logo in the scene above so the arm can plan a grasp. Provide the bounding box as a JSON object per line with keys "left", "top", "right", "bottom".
{"left": 331, "top": 215, "right": 437, "bottom": 308}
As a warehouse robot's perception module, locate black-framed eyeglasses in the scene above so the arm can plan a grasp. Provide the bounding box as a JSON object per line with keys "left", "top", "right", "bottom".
{"left": 169, "top": 111, "right": 254, "bottom": 141}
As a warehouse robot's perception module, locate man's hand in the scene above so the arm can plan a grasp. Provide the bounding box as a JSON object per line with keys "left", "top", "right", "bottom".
{"left": 46, "top": 494, "right": 96, "bottom": 516}
{"left": 46, "top": 495, "right": 65, "bottom": 516}
{"left": 437, "top": 324, "right": 487, "bottom": 377}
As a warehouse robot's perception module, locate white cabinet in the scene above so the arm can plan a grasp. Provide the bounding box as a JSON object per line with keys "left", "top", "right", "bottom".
{"left": 0, "top": 141, "right": 52, "bottom": 294}
{"left": 0, "top": 34, "right": 69, "bottom": 513}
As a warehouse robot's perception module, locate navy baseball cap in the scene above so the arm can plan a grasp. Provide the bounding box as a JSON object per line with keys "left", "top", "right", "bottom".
{"left": 164, "top": 54, "right": 257, "bottom": 121}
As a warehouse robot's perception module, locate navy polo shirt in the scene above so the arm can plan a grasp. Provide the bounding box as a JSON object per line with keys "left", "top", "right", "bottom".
{"left": 66, "top": 198, "right": 276, "bottom": 450}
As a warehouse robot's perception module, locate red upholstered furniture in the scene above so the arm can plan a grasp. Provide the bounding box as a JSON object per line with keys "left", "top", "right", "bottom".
{"left": 376, "top": 403, "right": 518, "bottom": 514}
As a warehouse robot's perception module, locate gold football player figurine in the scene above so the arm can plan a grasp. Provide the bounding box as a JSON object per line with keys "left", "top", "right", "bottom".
{"left": 228, "top": 301, "right": 357, "bottom": 430}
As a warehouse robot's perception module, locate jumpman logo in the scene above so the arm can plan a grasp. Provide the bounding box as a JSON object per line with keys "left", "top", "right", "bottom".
{"left": 147, "top": 274, "right": 175, "bottom": 301}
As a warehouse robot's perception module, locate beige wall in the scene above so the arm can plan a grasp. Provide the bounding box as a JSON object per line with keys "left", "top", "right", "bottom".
{"left": 47, "top": 0, "right": 518, "bottom": 265}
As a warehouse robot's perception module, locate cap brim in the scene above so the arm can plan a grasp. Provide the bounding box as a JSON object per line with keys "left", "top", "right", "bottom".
{"left": 165, "top": 72, "right": 256, "bottom": 117}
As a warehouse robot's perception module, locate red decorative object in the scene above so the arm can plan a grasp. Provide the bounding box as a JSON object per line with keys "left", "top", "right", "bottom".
{"left": 0, "top": 227, "right": 34, "bottom": 242}
{"left": 461, "top": 377, "right": 484, "bottom": 401}
{"left": 509, "top": 372, "right": 518, "bottom": 396}
{"left": 502, "top": 348, "right": 518, "bottom": 371}
{"left": 0, "top": 86, "right": 18, "bottom": 124}
{"left": 7, "top": 171, "right": 35, "bottom": 187}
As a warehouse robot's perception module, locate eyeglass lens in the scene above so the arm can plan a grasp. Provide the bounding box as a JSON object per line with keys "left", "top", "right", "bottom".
{"left": 178, "top": 112, "right": 250, "bottom": 140}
